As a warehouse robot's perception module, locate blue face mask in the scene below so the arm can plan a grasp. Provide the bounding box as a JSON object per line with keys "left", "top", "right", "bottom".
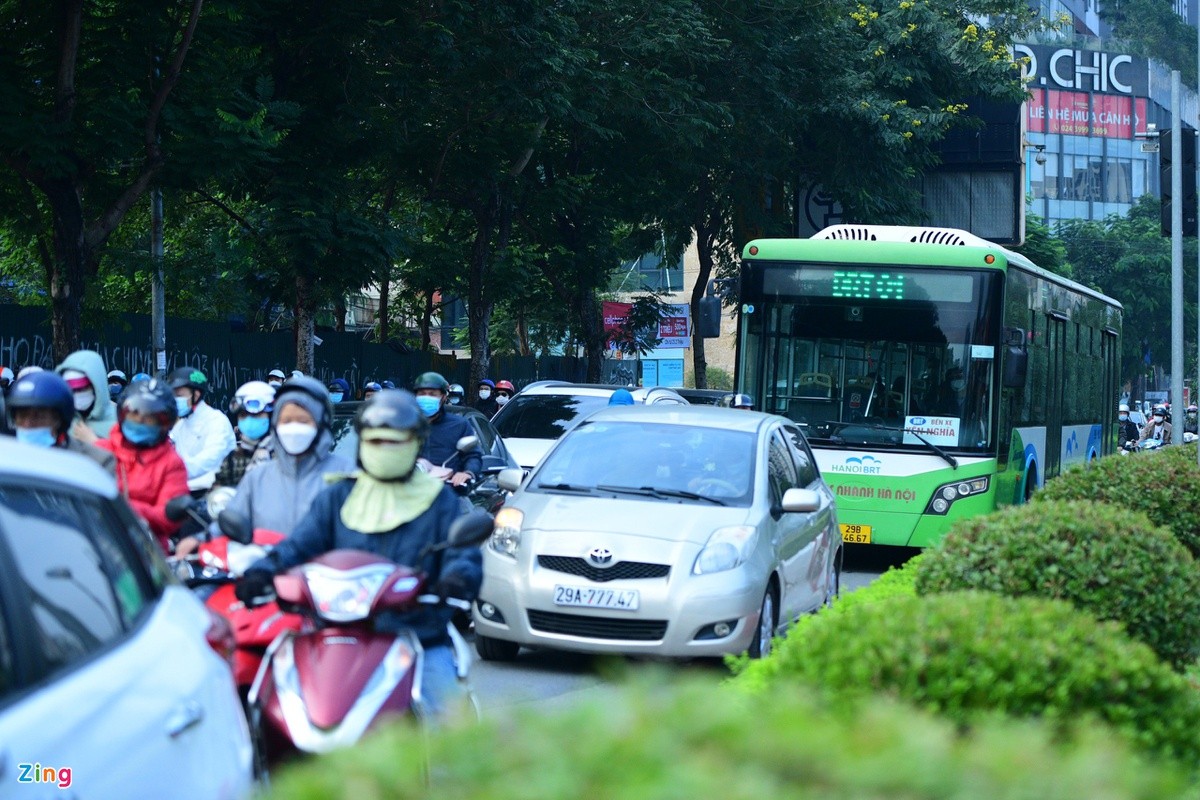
{"left": 175, "top": 396, "right": 193, "bottom": 417}
{"left": 16, "top": 427, "right": 57, "bottom": 448}
{"left": 109, "top": 383, "right": 123, "bottom": 398}
{"left": 238, "top": 415, "right": 271, "bottom": 441}
{"left": 416, "top": 395, "right": 442, "bottom": 417}
{"left": 121, "top": 420, "right": 161, "bottom": 447}
{"left": 329, "top": 393, "right": 344, "bottom": 404}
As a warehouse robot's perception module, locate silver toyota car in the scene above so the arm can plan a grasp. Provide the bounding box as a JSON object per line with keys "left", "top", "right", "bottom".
{"left": 473, "top": 405, "right": 842, "bottom": 660}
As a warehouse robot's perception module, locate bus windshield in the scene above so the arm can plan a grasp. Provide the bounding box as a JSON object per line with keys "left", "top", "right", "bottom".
{"left": 740, "top": 263, "right": 1003, "bottom": 452}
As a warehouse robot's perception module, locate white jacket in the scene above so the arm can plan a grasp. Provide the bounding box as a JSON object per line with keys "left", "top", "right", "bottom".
{"left": 170, "top": 400, "right": 236, "bottom": 492}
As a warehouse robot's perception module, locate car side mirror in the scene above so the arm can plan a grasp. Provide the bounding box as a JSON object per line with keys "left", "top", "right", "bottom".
{"left": 446, "top": 509, "right": 495, "bottom": 548}
{"left": 497, "top": 467, "right": 525, "bottom": 492}
{"left": 456, "top": 435, "right": 480, "bottom": 453}
{"left": 217, "top": 509, "right": 254, "bottom": 545}
{"left": 780, "top": 487, "right": 821, "bottom": 513}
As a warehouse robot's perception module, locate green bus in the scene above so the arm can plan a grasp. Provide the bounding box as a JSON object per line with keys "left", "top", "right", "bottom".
{"left": 733, "top": 225, "right": 1122, "bottom": 548}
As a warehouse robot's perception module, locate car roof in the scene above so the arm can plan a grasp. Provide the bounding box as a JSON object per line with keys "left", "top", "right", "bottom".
{"left": 517, "top": 382, "right": 686, "bottom": 401}
{"left": 582, "top": 404, "right": 774, "bottom": 433}
{"left": 0, "top": 438, "right": 118, "bottom": 497}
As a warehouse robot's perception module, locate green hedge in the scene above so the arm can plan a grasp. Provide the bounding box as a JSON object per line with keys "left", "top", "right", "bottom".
{"left": 732, "top": 591, "right": 1200, "bottom": 767}
{"left": 1036, "top": 442, "right": 1200, "bottom": 557}
{"left": 265, "top": 677, "right": 1192, "bottom": 799}
{"left": 914, "top": 500, "right": 1200, "bottom": 670}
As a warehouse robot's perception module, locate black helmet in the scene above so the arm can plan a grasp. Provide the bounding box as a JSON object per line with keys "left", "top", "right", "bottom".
{"left": 168, "top": 366, "right": 209, "bottom": 395}
{"left": 412, "top": 371, "right": 449, "bottom": 393}
{"left": 117, "top": 378, "right": 178, "bottom": 443}
{"left": 7, "top": 371, "right": 75, "bottom": 434}
{"left": 354, "top": 389, "right": 429, "bottom": 442}
{"left": 273, "top": 375, "right": 333, "bottom": 427}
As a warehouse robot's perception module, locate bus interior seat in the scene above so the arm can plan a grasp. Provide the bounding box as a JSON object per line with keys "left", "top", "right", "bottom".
{"left": 797, "top": 372, "right": 833, "bottom": 399}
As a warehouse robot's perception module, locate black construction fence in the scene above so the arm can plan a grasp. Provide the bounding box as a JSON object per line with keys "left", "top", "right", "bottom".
{"left": 0, "top": 305, "right": 585, "bottom": 411}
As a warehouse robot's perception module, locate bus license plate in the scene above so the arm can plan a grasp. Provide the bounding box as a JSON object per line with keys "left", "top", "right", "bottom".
{"left": 840, "top": 524, "right": 872, "bottom": 544}
{"left": 553, "top": 585, "right": 639, "bottom": 611}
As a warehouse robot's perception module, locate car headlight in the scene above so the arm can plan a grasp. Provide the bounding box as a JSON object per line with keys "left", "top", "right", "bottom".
{"left": 302, "top": 564, "right": 393, "bottom": 622}
{"left": 693, "top": 526, "right": 757, "bottom": 575}
{"left": 490, "top": 508, "right": 523, "bottom": 559}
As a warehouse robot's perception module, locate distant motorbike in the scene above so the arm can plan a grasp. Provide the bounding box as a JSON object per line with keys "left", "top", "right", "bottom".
{"left": 418, "top": 435, "right": 509, "bottom": 514}
{"left": 242, "top": 510, "right": 494, "bottom": 762}
{"left": 1120, "top": 438, "right": 1165, "bottom": 455}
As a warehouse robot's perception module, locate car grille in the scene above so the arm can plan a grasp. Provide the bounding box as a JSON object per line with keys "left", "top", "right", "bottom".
{"left": 527, "top": 610, "right": 668, "bottom": 641}
{"left": 537, "top": 555, "right": 670, "bottom": 583}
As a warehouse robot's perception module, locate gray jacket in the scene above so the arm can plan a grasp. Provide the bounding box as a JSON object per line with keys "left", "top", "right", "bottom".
{"left": 217, "top": 426, "right": 354, "bottom": 537}
{"left": 57, "top": 350, "right": 118, "bottom": 438}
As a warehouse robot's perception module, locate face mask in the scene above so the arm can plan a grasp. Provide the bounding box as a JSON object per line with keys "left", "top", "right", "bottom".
{"left": 496, "top": 395, "right": 510, "bottom": 406}
{"left": 449, "top": 396, "right": 462, "bottom": 405}
{"left": 121, "top": 420, "right": 161, "bottom": 447}
{"left": 73, "top": 389, "right": 96, "bottom": 414}
{"left": 276, "top": 422, "right": 318, "bottom": 455}
{"left": 1155, "top": 415, "right": 1165, "bottom": 423}
{"left": 478, "top": 389, "right": 492, "bottom": 400}
{"left": 329, "top": 393, "right": 344, "bottom": 404}
{"left": 950, "top": 379, "right": 966, "bottom": 392}
{"left": 238, "top": 415, "right": 271, "bottom": 441}
{"left": 359, "top": 439, "right": 420, "bottom": 480}
{"left": 16, "top": 427, "right": 56, "bottom": 448}
{"left": 416, "top": 396, "right": 442, "bottom": 417}
{"left": 109, "top": 383, "right": 123, "bottom": 398}
{"left": 268, "top": 380, "right": 282, "bottom": 388}
{"left": 1119, "top": 414, "right": 1128, "bottom": 421}
{"left": 175, "top": 396, "right": 193, "bottom": 417}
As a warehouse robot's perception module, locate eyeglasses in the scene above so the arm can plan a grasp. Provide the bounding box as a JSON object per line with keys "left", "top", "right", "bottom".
{"left": 496, "top": 392, "right": 512, "bottom": 398}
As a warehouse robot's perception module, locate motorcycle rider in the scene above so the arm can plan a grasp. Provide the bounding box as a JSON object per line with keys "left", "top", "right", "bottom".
{"left": 731, "top": 393, "right": 755, "bottom": 410}
{"left": 493, "top": 380, "right": 516, "bottom": 408}
{"left": 56, "top": 349, "right": 118, "bottom": 441}
{"left": 214, "top": 375, "right": 354, "bottom": 538}
{"left": 447, "top": 383, "right": 466, "bottom": 406}
{"left": 94, "top": 378, "right": 189, "bottom": 553}
{"left": 1139, "top": 405, "right": 1172, "bottom": 446}
{"left": 266, "top": 368, "right": 287, "bottom": 389}
{"left": 327, "top": 378, "right": 351, "bottom": 405}
{"left": 363, "top": 381, "right": 382, "bottom": 401}
{"left": 6, "top": 371, "right": 116, "bottom": 473}
{"left": 1185, "top": 405, "right": 1199, "bottom": 436}
{"left": 107, "top": 369, "right": 128, "bottom": 399}
{"left": 0, "top": 365, "right": 12, "bottom": 391}
{"left": 1117, "top": 403, "right": 1140, "bottom": 449}
{"left": 475, "top": 379, "right": 498, "bottom": 416}
{"left": 169, "top": 366, "right": 237, "bottom": 494}
{"left": 213, "top": 380, "right": 276, "bottom": 487}
{"left": 413, "top": 373, "right": 482, "bottom": 488}
{"left": 234, "top": 390, "right": 483, "bottom": 715}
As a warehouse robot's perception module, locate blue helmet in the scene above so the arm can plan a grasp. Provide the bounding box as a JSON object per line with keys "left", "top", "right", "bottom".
{"left": 131, "top": 372, "right": 152, "bottom": 384}
{"left": 7, "top": 371, "right": 76, "bottom": 435}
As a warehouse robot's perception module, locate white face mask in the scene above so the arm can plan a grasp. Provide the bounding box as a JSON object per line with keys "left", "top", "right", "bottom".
{"left": 275, "top": 422, "right": 318, "bottom": 455}
{"left": 478, "top": 389, "right": 492, "bottom": 400}
{"left": 73, "top": 388, "right": 96, "bottom": 413}
{"left": 495, "top": 395, "right": 510, "bottom": 406}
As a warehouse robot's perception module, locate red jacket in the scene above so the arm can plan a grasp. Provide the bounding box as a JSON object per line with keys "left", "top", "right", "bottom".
{"left": 96, "top": 424, "right": 190, "bottom": 552}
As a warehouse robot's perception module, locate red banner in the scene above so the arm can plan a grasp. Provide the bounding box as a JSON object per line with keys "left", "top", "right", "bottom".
{"left": 602, "top": 301, "right": 633, "bottom": 343}
{"left": 1027, "top": 89, "right": 1146, "bottom": 139}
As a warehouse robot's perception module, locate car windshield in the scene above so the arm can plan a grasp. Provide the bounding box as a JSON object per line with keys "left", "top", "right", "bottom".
{"left": 532, "top": 421, "right": 756, "bottom": 506}
{"left": 492, "top": 394, "right": 611, "bottom": 440}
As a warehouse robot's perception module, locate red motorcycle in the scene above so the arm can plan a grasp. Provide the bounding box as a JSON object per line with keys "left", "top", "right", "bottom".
{"left": 167, "top": 498, "right": 304, "bottom": 693}
{"left": 242, "top": 510, "right": 493, "bottom": 760}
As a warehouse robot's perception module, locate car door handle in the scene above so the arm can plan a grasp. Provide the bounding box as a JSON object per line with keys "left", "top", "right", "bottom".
{"left": 165, "top": 701, "right": 205, "bottom": 738}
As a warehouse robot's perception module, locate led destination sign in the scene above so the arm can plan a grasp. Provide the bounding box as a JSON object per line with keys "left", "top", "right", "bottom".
{"left": 831, "top": 271, "right": 906, "bottom": 300}
{"left": 763, "top": 266, "right": 975, "bottom": 303}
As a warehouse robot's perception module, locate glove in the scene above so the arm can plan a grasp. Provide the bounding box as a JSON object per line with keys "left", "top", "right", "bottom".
{"left": 430, "top": 572, "right": 472, "bottom": 602}
{"left": 235, "top": 569, "right": 274, "bottom": 605}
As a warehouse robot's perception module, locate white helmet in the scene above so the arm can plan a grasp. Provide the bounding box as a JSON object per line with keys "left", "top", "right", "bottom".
{"left": 230, "top": 380, "right": 276, "bottom": 415}
{"left": 1118, "top": 403, "right": 1130, "bottom": 413}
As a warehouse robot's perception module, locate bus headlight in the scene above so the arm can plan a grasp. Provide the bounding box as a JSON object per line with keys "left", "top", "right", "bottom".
{"left": 925, "top": 476, "right": 989, "bottom": 515}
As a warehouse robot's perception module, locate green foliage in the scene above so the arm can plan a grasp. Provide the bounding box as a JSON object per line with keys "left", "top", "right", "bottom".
{"left": 264, "top": 676, "right": 1193, "bottom": 800}
{"left": 1101, "top": 0, "right": 1198, "bottom": 87}
{"left": 1036, "top": 444, "right": 1200, "bottom": 559}
{"left": 1013, "top": 210, "right": 1070, "bottom": 277}
{"left": 734, "top": 590, "right": 1200, "bottom": 767}
{"left": 703, "top": 366, "right": 733, "bottom": 391}
{"left": 915, "top": 500, "right": 1200, "bottom": 669}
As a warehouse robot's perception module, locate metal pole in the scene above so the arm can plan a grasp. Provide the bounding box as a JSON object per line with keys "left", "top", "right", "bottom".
{"left": 1196, "top": 23, "right": 1200, "bottom": 464}
{"left": 1172, "top": 71, "right": 1184, "bottom": 441}
{"left": 151, "top": 188, "right": 166, "bottom": 377}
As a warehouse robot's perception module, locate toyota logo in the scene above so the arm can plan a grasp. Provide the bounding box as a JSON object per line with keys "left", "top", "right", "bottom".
{"left": 587, "top": 547, "right": 614, "bottom": 567}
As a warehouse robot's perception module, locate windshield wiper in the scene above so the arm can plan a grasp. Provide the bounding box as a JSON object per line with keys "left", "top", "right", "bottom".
{"left": 595, "top": 484, "right": 727, "bottom": 506}
{"left": 536, "top": 482, "right": 597, "bottom": 494}
{"left": 811, "top": 421, "right": 958, "bottom": 469}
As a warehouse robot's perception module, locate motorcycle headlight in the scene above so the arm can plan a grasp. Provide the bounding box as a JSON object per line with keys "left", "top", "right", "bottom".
{"left": 490, "top": 508, "right": 523, "bottom": 559}
{"left": 693, "top": 526, "right": 757, "bottom": 575}
{"left": 302, "top": 564, "right": 394, "bottom": 622}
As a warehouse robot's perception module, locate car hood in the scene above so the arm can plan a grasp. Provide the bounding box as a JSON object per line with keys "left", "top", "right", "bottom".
{"left": 504, "top": 437, "right": 556, "bottom": 470}
{"left": 512, "top": 492, "right": 752, "bottom": 545}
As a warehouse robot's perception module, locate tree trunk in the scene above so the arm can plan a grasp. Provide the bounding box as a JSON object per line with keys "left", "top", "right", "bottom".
{"left": 334, "top": 296, "right": 347, "bottom": 333}
{"left": 691, "top": 221, "right": 718, "bottom": 390}
{"left": 580, "top": 291, "right": 606, "bottom": 382}
{"left": 44, "top": 178, "right": 89, "bottom": 364}
{"left": 516, "top": 309, "right": 531, "bottom": 356}
{"left": 377, "top": 270, "right": 390, "bottom": 342}
{"left": 294, "top": 272, "right": 317, "bottom": 374}
{"left": 420, "top": 292, "right": 434, "bottom": 350}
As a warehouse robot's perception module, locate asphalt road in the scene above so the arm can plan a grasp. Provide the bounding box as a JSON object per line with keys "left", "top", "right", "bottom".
{"left": 470, "top": 544, "right": 917, "bottom": 715}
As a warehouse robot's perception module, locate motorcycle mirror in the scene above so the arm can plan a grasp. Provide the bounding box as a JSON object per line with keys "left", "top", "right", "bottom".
{"left": 165, "top": 494, "right": 195, "bottom": 522}
{"left": 217, "top": 509, "right": 254, "bottom": 545}
{"left": 455, "top": 435, "right": 479, "bottom": 453}
{"left": 445, "top": 509, "right": 494, "bottom": 548}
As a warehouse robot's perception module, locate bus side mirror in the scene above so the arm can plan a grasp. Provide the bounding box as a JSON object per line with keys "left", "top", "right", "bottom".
{"left": 1002, "top": 327, "right": 1027, "bottom": 388}
{"left": 698, "top": 296, "right": 721, "bottom": 338}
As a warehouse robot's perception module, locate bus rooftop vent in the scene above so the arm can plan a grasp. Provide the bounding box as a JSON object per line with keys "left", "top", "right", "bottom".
{"left": 814, "top": 225, "right": 990, "bottom": 248}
